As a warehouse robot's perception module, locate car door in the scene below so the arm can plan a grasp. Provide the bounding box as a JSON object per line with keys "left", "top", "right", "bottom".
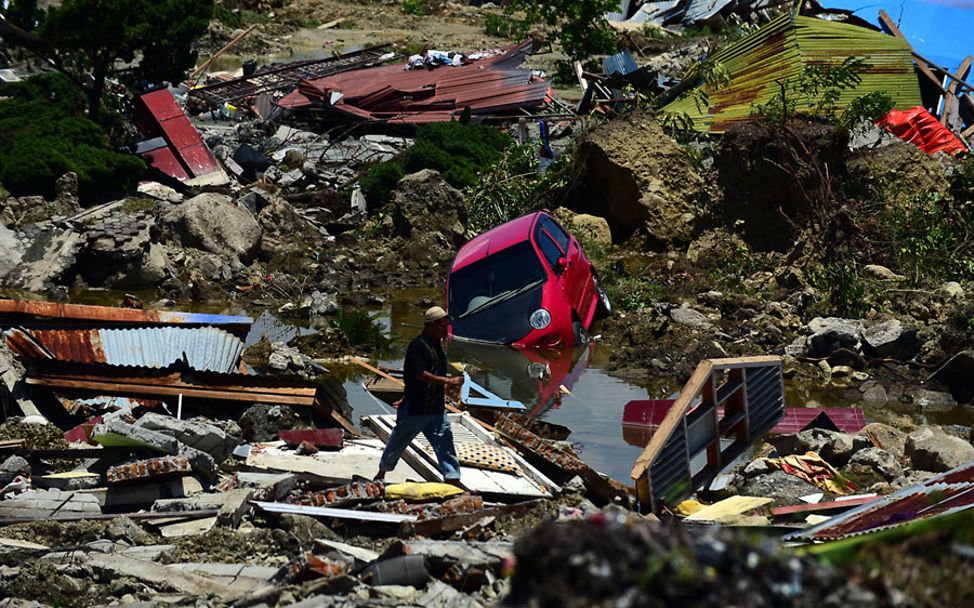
{"left": 538, "top": 216, "right": 592, "bottom": 320}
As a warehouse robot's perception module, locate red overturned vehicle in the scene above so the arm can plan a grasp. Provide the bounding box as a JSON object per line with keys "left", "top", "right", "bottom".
{"left": 446, "top": 211, "right": 611, "bottom": 348}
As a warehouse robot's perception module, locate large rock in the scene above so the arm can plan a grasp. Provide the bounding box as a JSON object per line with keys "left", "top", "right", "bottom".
{"left": 158, "top": 193, "right": 261, "bottom": 263}
{"left": 905, "top": 427, "right": 974, "bottom": 472}
{"left": 857, "top": 423, "right": 907, "bottom": 461}
{"left": 570, "top": 110, "right": 711, "bottom": 246}
{"left": 2, "top": 227, "right": 84, "bottom": 291}
{"left": 569, "top": 214, "right": 612, "bottom": 247}
{"left": 861, "top": 319, "right": 918, "bottom": 360}
{"left": 793, "top": 428, "right": 871, "bottom": 467}
{"left": 389, "top": 169, "right": 467, "bottom": 247}
{"left": 737, "top": 470, "right": 821, "bottom": 504}
{"left": 806, "top": 317, "right": 862, "bottom": 358}
{"left": 845, "top": 447, "right": 902, "bottom": 482}
{"left": 930, "top": 350, "right": 974, "bottom": 402}
{"left": 0, "top": 223, "right": 25, "bottom": 279}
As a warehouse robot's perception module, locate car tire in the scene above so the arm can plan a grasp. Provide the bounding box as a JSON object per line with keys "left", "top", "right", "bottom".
{"left": 592, "top": 273, "right": 613, "bottom": 320}
{"left": 573, "top": 321, "right": 590, "bottom": 345}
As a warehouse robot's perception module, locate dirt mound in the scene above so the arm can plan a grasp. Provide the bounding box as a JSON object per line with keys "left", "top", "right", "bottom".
{"left": 846, "top": 139, "right": 957, "bottom": 204}
{"left": 717, "top": 119, "right": 847, "bottom": 252}
{"left": 569, "top": 110, "right": 713, "bottom": 247}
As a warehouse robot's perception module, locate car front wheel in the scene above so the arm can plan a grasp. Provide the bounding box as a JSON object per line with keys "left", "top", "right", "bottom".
{"left": 592, "top": 273, "right": 612, "bottom": 320}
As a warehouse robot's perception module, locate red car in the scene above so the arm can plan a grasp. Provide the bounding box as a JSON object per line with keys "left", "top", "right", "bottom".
{"left": 446, "top": 211, "right": 611, "bottom": 348}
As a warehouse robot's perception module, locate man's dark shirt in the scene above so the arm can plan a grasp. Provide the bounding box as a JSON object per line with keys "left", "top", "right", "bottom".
{"left": 402, "top": 330, "right": 447, "bottom": 415}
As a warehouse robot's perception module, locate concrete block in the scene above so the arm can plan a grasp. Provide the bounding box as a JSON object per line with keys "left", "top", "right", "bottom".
{"left": 135, "top": 413, "right": 237, "bottom": 462}
{"left": 93, "top": 415, "right": 216, "bottom": 477}
{"left": 234, "top": 472, "right": 297, "bottom": 501}
{"left": 0, "top": 489, "right": 101, "bottom": 519}
{"left": 174, "top": 563, "right": 277, "bottom": 593}
{"left": 216, "top": 488, "right": 254, "bottom": 528}
{"left": 34, "top": 471, "right": 102, "bottom": 491}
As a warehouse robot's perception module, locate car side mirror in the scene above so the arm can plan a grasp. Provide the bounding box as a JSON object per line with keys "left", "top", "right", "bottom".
{"left": 556, "top": 256, "right": 567, "bottom": 273}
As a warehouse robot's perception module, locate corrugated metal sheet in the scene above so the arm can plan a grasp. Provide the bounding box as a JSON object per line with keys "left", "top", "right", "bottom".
{"left": 6, "top": 327, "right": 244, "bottom": 373}
{"left": 279, "top": 40, "right": 549, "bottom": 124}
{"left": 785, "top": 460, "right": 974, "bottom": 542}
{"left": 662, "top": 13, "right": 922, "bottom": 132}
{"left": 133, "top": 89, "right": 222, "bottom": 181}
{"left": 0, "top": 299, "right": 252, "bottom": 337}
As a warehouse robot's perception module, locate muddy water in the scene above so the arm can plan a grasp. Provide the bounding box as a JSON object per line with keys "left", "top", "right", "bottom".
{"left": 34, "top": 288, "right": 972, "bottom": 485}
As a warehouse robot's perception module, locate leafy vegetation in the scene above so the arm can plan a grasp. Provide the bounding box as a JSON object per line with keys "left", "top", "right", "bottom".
{"left": 359, "top": 121, "right": 512, "bottom": 205}
{"left": 488, "top": 0, "right": 617, "bottom": 62}
{"left": 330, "top": 308, "right": 396, "bottom": 353}
{"left": 401, "top": 0, "right": 428, "bottom": 16}
{"left": 752, "top": 57, "right": 895, "bottom": 132}
{"left": 879, "top": 191, "right": 974, "bottom": 283}
{"left": 0, "top": 73, "right": 144, "bottom": 199}
{"left": 1, "top": 0, "right": 213, "bottom": 120}
{"left": 465, "top": 144, "right": 572, "bottom": 234}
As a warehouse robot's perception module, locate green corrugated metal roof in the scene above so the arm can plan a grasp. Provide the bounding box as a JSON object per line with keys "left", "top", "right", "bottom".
{"left": 662, "top": 14, "right": 922, "bottom": 132}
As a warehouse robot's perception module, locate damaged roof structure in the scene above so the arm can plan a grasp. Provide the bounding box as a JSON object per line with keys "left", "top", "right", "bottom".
{"left": 661, "top": 11, "right": 922, "bottom": 132}
{"left": 278, "top": 40, "right": 552, "bottom": 125}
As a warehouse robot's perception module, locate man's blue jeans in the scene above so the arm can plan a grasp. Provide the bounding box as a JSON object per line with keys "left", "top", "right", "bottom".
{"left": 378, "top": 407, "right": 461, "bottom": 481}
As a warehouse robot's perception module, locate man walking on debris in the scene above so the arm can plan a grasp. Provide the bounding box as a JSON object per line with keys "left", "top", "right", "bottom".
{"left": 374, "top": 305, "right": 463, "bottom": 485}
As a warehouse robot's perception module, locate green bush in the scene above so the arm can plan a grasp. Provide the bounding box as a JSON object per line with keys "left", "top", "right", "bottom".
{"left": 360, "top": 162, "right": 406, "bottom": 207}
{"left": 401, "top": 0, "right": 427, "bottom": 16}
{"left": 880, "top": 191, "right": 974, "bottom": 282}
{"left": 360, "top": 120, "right": 512, "bottom": 205}
{"left": 330, "top": 308, "right": 395, "bottom": 353}
{"left": 465, "top": 143, "right": 571, "bottom": 234}
{"left": 0, "top": 74, "right": 144, "bottom": 200}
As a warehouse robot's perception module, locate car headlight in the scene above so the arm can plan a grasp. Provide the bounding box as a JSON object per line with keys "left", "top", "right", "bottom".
{"left": 529, "top": 308, "right": 551, "bottom": 330}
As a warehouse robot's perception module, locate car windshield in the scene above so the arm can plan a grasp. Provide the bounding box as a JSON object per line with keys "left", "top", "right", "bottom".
{"left": 450, "top": 242, "right": 546, "bottom": 319}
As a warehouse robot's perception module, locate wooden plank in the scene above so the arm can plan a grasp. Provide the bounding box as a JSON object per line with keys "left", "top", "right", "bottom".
{"left": 253, "top": 500, "right": 418, "bottom": 523}
{"left": 632, "top": 360, "right": 714, "bottom": 479}
{"left": 364, "top": 414, "right": 550, "bottom": 498}
{"left": 878, "top": 10, "right": 946, "bottom": 94}
{"left": 941, "top": 56, "right": 972, "bottom": 125}
{"left": 26, "top": 377, "right": 316, "bottom": 406}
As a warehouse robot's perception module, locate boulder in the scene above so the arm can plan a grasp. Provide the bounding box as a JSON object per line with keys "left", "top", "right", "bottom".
{"left": 389, "top": 169, "right": 467, "bottom": 247}
{"left": 686, "top": 228, "right": 749, "bottom": 269}
{"left": 569, "top": 214, "right": 612, "bottom": 246}
{"left": 793, "top": 428, "right": 871, "bottom": 467}
{"left": 737, "top": 470, "right": 821, "bottom": 504}
{"left": 860, "top": 319, "right": 918, "bottom": 360}
{"left": 669, "top": 304, "right": 713, "bottom": 329}
{"left": 806, "top": 317, "right": 862, "bottom": 358}
{"left": 158, "top": 193, "right": 261, "bottom": 263}
{"left": 0, "top": 223, "right": 25, "bottom": 279}
{"left": 904, "top": 387, "right": 956, "bottom": 411}
{"left": 929, "top": 350, "right": 974, "bottom": 402}
{"left": 939, "top": 281, "right": 965, "bottom": 301}
{"left": 905, "top": 427, "right": 974, "bottom": 472}
{"left": 846, "top": 447, "right": 902, "bottom": 482}
{"left": 858, "top": 423, "right": 907, "bottom": 461}
{"left": 570, "top": 109, "right": 711, "bottom": 247}
{"left": 861, "top": 264, "right": 904, "bottom": 281}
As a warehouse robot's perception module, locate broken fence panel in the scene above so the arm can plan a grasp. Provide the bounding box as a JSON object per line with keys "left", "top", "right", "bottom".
{"left": 631, "top": 356, "right": 785, "bottom": 513}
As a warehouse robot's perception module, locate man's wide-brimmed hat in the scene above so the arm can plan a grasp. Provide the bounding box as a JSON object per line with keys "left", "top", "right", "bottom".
{"left": 424, "top": 306, "right": 448, "bottom": 323}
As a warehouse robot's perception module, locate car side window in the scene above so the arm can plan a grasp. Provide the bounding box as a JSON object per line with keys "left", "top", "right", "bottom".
{"left": 542, "top": 218, "right": 571, "bottom": 252}
{"left": 537, "top": 231, "right": 563, "bottom": 274}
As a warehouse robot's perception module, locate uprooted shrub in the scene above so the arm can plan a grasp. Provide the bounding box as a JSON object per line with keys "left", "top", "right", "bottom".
{"left": 0, "top": 73, "right": 144, "bottom": 200}
{"left": 358, "top": 120, "right": 512, "bottom": 206}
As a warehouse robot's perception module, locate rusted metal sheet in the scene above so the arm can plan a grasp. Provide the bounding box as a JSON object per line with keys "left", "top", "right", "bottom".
{"left": 6, "top": 327, "right": 244, "bottom": 373}
{"left": 188, "top": 46, "right": 393, "bottom": 108}
{"left": 785, "top": 460, "right": 974, "bottom": 542}
{"left": 0, "top": 299, "right": 252, "bottom": 337}
{"left": 279, "top": 429, "right": 344, "bottom": 449}
{"left": 133, "top": 89, "right": 223, "bottom": 181}
{"left": 280, "top": 40, "right": 548, "bottom": 124}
